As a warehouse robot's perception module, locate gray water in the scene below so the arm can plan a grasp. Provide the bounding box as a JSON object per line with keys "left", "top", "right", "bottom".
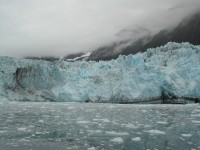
{"left": 0, "top": 102, "right": 200, "bottom": 150}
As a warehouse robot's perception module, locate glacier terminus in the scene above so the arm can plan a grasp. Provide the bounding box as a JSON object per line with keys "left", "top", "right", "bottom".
{"left": 0, "top": 42, "right": 200, "bottom": 103}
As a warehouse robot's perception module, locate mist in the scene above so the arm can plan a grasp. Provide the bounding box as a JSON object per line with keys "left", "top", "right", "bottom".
{"left": 0, "top": 0, "right": 200, "bottom": 57}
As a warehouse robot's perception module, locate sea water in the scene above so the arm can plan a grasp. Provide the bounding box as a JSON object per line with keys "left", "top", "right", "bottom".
{"left": 0, "top": 102, "right": 200, "bottom": 150}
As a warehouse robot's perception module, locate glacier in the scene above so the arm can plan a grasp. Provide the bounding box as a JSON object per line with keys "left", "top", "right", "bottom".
{"left": 0, "top": 42, "right": 200, "bottom": 103}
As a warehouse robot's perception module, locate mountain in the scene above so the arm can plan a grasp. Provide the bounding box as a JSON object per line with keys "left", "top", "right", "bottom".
{"left": 25, "top": 56, "right": 60, "bottom": 62}
{"left": 25, "top": 52, "right": 91, "bottom": 62}
{"left": 1, "top": 42, "right": 200, "bottom": 103}
{"left": 88, "top": 13, "right": 200, "bottom": 61}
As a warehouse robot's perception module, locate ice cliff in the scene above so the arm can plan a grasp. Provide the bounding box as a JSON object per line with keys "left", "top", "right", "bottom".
{"left": 0, "top": 42, "right": 200, "bottom": 103}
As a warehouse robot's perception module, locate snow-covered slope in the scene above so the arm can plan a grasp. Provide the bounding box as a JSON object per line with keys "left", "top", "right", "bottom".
{"left": 0, "top": 42, "right": 200, "bottom": 103}
{"left": 66, "top": 52, "right": 91, "bottom": 62}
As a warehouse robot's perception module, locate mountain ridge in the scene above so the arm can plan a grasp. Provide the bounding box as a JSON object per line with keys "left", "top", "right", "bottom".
{"left": 88, "top": 13, "right": 200, "bottom": 61}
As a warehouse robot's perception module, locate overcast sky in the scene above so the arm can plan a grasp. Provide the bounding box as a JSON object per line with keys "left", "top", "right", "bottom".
{"left": 0, "top": 0, "right": 200, "bottom": 57}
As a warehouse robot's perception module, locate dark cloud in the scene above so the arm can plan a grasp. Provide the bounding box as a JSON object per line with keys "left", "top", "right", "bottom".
{"left": 0, "top": 0, "right": 200, "bottom": 57}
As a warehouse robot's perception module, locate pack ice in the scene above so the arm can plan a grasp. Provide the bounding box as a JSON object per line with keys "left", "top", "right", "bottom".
{"left": 0, "top": 42, "right": 200, "bottom": 103}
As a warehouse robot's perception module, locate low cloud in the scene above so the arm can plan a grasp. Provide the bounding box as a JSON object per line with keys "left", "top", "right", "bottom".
{"left": 0, "top": 0, "right": 200, "bottom": 57}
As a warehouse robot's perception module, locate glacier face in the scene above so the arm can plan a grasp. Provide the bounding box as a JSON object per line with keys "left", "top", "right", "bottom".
{"left": 0, "top": 42, "right": 200, "bottom": 103}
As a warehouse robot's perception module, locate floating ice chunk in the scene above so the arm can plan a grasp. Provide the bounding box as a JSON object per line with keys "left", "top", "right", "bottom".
{"left": 38, "top": 120, "right": 44, "bottom": 123}
{"left": 191, "top": 114, "right": 200, "bottom": 117}
{"left": 179, "top": 137, "right": 185, "bottom": 141}
{"left": 110, "top": 137, "right": 124, "bottom": 144}
{"left": 87, "top": 130, "right": 102, "bottom": 134}
{"left": 156, "top": 121, "right": 168, "bottom": 125}
{"left": 19, "top": 138, "right": 30, "bottom": 142}
{"left": 192, "top": 120, "right": 200, "bottom": 124}
{"left": 188, "top": 142, "right": 193, "bottom": 145}
{"left": 88, "top": 147, "right": 96, "bottom": 150}
{"left": 132, "top": 137, "right": 141, "bottom": 142}
{"left": 93, "top": 119, "right": 110, "bottom": 123}
{"left": 145, "top": 129, "right": 166, "bottom": 135}
{"left": 181, "top": 134, "right": 192, "bottom": 137}
{"left": 193, "top": 109, "right": 200, "bottom": 113}
{"left": 0, "top": 130, "right": 7, "bottom": 133}
{"left": 68, "top": 107, "right": 75, "bottom": 110}
{"left": 77, "top": 120, "right": 90, "bottom": 124}
{"left": 17, "top": 127, "right": 26, "bottom": 132}
{"left": 125, "top": 123, "right": 139, "bottom": 129}
{"left": 144, "top": 125, "right": 152, "bottom": 128}
{"left": 35, "top": 132, "right": 42, "bottom": 134}
{"left": 106, "top": 131, "right": 129, "bottom": 136}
